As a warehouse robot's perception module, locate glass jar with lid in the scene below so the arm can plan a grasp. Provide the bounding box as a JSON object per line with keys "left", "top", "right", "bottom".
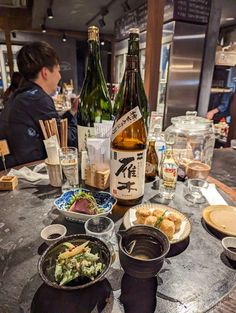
{"left": 165, "top": 112, "right": 215, "bottom": 179}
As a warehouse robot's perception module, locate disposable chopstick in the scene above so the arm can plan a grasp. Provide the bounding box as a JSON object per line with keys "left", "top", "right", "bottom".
{"left": 52, "top": 118, "right": 60, "bottom": 146}
{"left": 60, "top": 119, "right": 65, "bottom": 147}
{"left": 44, "top": 120, "right": 52, "bottom": 138}
{"left": 39, "top": 120, "right": 48, "bottom": 139}
{"left": 60, "top": 119, "right": 68, "bottom": 148}
{"left": 64, "top": 118, "right": 68, "bottom": 148}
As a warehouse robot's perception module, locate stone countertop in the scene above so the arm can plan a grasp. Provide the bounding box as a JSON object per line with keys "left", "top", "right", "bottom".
{"left": 0, "top": 176, "right": 235, "bottom": 313}
{"left": 211, "top": 148, "right": 236, "bottom": 188}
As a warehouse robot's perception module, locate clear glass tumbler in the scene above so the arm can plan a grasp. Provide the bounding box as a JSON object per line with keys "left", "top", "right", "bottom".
{"left": 59, "top": 147, "right": 79, "bottom": 192}
{"left": 85, "top": 216, "right": 116, "bottom": 262}
{"left": 185, "top": 178, "right": 209, "bottom": 204}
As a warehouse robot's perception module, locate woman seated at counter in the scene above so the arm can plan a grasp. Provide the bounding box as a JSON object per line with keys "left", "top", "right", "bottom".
{"left": 0, "top": 41, "right": 78, "bottom": 170}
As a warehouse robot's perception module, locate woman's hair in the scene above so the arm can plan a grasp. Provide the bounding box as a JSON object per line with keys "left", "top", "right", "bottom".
{"left": 17, "top": 41, "right": 60, "bottom": 80}
{"left": 2, "top": 71, "right": 24, "bottom": 105}
{"left": 9, "top": 72, "right": 24, "bottom": 89}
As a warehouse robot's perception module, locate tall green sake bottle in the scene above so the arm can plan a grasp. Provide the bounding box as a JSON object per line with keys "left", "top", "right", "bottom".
{"left": 77, "top": 26, "right": 112, "bottom": 151}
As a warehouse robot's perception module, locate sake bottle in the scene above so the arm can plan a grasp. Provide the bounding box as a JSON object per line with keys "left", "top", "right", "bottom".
{"left": 113, "top": 28, "right": 149, "bottom": 127}
{"left": 77, "top": 26, "right": 112, "bottom": 151}
{"left": 110, "top": 55, "right": 147, "bottom": 206}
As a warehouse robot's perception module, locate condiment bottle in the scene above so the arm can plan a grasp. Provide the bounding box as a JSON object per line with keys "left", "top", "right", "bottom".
{"left": 145, "top": 139, "right": 158, "bottom": 181}
{"left": 159, "top": 133, "right": 178, "bottom": 200}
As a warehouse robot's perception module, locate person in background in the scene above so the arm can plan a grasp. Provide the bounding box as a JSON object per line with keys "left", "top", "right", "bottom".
{"left": 206, "top": 92, "right": 233, "bottom": 121}
{"left": 2, "top": 72, "right": 24, "bottom": 106}
{"left": 0, "top": 41, "right": 78, "bottom": 170}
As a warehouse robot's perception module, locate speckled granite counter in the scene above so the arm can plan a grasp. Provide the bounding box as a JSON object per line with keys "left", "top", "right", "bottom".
{"left": 211, "top": 148, "right": 236, "bottom": 188}
{"left": 0, "top": 175, "right": 235, "bottom": 313}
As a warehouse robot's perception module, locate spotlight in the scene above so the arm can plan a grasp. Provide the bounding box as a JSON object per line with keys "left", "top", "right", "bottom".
{"left": 62, "top": 33, "right": 67, "bottom": 42}
{"left": 99, "top": 16, "right": 106, "bottom": 28}
{"left": 41, "top": 24, "right": 46, "bottom": 33}
{"left": 12, "top": 31, "right": 16, "bottom": 38}
{"left": 122, "top": 0, "right": 131, "bottom": 12}
{"left": 101, "top": 41, "right": 105, "bottom": 46}
{"left": 47, "top": 7, "right": 53, "bottom": 19}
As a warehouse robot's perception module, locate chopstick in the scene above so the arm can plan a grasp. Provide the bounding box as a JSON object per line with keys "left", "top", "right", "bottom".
{"left": 60, "top": 118, "right": 68, "bottom": 148}
{"left": 39, "top": 118, "right": 67, "bottom": 148}
{"left": 39, "top": 120, "right": 48, "bottom": 139}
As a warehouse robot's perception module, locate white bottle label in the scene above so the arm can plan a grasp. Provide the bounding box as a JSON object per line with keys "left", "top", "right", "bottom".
{"left": 110, "top": 149, "right": 146, "bottom": 200}
{"left": 111, "top": 106, "right": 142, "bottom": 141}
{"left": 77, "top": 125, "right": 95, "bottom": 152}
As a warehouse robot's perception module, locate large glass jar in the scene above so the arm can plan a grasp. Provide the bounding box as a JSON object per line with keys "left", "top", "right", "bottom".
{"left": 165, "top": 112, "right": 215, "bottom": 179}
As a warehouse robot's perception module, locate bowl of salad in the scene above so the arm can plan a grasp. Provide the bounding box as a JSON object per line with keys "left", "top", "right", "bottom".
{"left": 54, "top": 188, "right": 117, "bottom": 222}
{"left": 38, "top": 234, "right": 112, "bottom": 290}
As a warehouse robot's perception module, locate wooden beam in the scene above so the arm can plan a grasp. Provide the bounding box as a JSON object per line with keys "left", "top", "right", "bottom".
{"left": 144, "top": 0, "right": 164, "bottom": 112}
{"left": 4, "top": 30, "right": 14, "bottom": 77}
{"left": 0, "top": 8, "right": 32, "bottom": 31}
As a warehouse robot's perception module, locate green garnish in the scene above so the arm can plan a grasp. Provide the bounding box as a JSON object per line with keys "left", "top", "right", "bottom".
{"left": 155, "top": 210, "right": 168, "bottom": 228}
{"left": 65, "top": 190, "right": 104, "bottom": 214}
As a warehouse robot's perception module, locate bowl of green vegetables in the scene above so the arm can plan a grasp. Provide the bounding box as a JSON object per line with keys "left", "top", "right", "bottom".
{"left": 38, "top": 234, "right": 112, "bottom": 290}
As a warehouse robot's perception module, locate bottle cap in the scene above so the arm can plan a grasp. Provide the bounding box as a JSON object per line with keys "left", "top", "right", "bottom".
{"left": 129, "top": 28, "right": 140, "bottom": 34}
{"left": 88, "top": 26, "right": 99, "bottom": 41}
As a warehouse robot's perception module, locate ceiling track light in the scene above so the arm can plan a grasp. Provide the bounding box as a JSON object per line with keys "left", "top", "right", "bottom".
{"left": 122, "top": 0, "right": 131, "bottom": 13}
{"left": 99, "top": 16, "right": 106, "bottom": 28}
{"left": 47, "top": 7, "right": 53, "bottom": 19}
{"left": 62, "top": 33, "right": 67, "bottom": 42}
{"left": 41, "top": 23, "right": 46, "bottom": 33}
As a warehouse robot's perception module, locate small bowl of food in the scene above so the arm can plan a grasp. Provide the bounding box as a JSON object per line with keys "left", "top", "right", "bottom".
{"left": 54, "top": 188, "right": 117, "bottom": 222}
{"left": 40, "top": 224, "right": 67, "bottom": 245}
{"left": 38, "top": 234, "right": 112, "bottom": 290}
{"left": 222, "top": 237, "right": 236, "bottom": 261}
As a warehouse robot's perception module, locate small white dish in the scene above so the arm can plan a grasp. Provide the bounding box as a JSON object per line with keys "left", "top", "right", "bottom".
{"left": 40, "top": 224, "right": 67, "bottom": 245}
{"left": 222, "top": 237, "right": 236, "bottom": 261}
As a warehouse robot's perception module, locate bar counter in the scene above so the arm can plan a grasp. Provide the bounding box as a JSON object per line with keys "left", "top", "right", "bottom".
{"left": 0, "top": 149, "right": 236, "bottom": 313}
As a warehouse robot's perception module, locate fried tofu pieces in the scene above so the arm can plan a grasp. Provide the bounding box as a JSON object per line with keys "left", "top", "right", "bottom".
{"left": 135, "top": 207, "right": 182, "bottom": 240}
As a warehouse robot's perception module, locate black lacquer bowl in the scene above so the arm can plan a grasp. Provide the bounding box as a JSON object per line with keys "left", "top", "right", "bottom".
{"left": 118, "top": 225, "right": 170, "bottom": 279}
{"left": 38, "top": 234, "right": 112, "bottom": 290}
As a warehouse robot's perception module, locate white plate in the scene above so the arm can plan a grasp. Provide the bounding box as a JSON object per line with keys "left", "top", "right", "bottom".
{"left": 123, "top": 203, "right": 191, "bottom": 244}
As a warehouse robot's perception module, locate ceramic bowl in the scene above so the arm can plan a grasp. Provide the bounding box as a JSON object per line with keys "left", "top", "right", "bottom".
{"left": 222, "top": 237, "right": 236, "bottom": 261}
{"left": 118, "top": 225, "right": 170, "bottom": 279}
{"left": 38, "top": 234, "right": 112, "bottom": 290}
{"left": 54, "top": 188, "right": 117, "bottom": 222}
{"left": 40, "top": 224, "right": 67, "bottom": 245}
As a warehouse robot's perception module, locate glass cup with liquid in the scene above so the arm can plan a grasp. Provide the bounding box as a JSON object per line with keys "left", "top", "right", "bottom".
{"left": 185, "top": 178, "right": 209, "bottom": 204}
{"left": 85, "top": 216, "right": 116, "bottom": 262}
{"left": 59, "top": 147, "right": 79, "bottom": 192}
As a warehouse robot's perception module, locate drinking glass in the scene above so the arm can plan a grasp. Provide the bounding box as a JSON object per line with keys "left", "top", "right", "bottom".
{"left": 85, "top": 216, "right": 116, "bottom": 262}
{"left": 59, "top": 147, "right": 79, "bottom": 192}
{"left": 185, "top": 178, "right": 209, "bottom": 204}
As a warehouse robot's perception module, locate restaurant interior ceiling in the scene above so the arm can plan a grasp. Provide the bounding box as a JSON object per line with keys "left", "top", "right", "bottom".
{"left": 1, "top": 0, "right": 236, "bottom": 35}
{"left": 1, "top": 0, "right": 145, "bottom": 35}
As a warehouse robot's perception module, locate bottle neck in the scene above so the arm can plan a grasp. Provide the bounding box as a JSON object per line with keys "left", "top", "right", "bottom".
{"left": 128, "top": 33, "right": 140, "bottom": 57}
{"left": 165, "top": 143, "right": 173, "bottom": 153}
{"left": 121, "top": 55, "right": 139, "bottom": 111}
{"left": 87, "top": 39, "right": 101, "bottom": 69}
